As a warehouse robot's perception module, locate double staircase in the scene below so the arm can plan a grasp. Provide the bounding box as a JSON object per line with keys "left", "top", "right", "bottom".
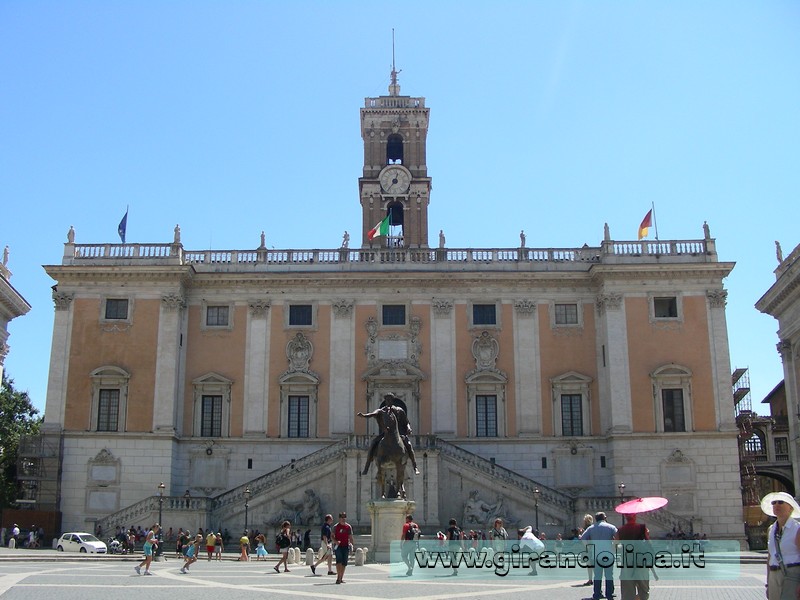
{"left": 96, "top": 436, "right": 692, "bottom": 538}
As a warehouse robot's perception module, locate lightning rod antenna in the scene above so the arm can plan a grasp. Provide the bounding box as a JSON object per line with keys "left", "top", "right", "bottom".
{"left": 389, "top": 28, "right": 401, "bottom": 96}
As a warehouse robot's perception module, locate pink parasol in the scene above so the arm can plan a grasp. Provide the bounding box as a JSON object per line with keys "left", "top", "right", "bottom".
{"left": 615, "top": 496, "right": 669, "bottom": 514}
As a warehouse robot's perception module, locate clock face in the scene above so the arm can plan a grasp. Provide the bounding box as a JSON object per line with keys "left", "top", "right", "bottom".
{"left": 380, "top": 166, "right": 410, "bottom": 194}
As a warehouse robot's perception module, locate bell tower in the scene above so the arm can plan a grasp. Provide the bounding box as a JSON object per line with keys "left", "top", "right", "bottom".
{"left": 359, "top": 63, "right": 431, "bottom": 249}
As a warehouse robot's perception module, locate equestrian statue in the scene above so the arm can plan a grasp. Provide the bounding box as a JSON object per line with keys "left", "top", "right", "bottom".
{"left": 358, "top": 393, "right": 420, "bottom": 499}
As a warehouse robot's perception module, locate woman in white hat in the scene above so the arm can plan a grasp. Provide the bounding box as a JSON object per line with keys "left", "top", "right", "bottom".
{"left": 761, "top": 491, "right": 800, "bottom": 600}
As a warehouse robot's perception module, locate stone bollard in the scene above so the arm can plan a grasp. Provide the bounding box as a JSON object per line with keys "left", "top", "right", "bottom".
{"left": 293, "top": 547, "right": 302, "bottom": 564}
{"left": 8, "top": 538, "right": 15, "bottom": 549}
{"left": 286, "top": 548, "right": 295, "bottom": 564}
{"left": 305, "top": 548, "right": 315, "bottom": 565}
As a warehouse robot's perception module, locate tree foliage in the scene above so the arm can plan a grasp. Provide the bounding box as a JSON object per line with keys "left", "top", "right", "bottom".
{"left": 0, "top": 374, "right": 42, "bottom": 509}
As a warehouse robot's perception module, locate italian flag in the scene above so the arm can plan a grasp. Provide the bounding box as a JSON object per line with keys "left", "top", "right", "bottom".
{"left": 367, "top": 215, "right": 390, "bottom": 240}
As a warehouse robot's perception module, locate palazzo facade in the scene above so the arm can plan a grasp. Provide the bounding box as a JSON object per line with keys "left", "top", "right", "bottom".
{"left": 37, "top": 74, "right": 744, "bottom": 542}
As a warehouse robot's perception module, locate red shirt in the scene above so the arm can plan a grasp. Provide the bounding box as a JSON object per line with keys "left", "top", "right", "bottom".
{"left": 333, "top": 522, "right": 352, "bottom": 546}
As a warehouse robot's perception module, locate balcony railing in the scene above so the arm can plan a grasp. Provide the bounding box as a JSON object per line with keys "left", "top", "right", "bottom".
{"left": 62, "top": 238, "right": 718, "bottom": 272}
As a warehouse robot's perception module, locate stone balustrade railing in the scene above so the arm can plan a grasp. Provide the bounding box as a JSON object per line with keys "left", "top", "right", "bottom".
{"left": 95, "top": 495, "right": 212, "bottom": 534}
{"left": 365, "top": 97, "right": 425, "bottom": 109}
{"left": 432, "top": 439, "right": 574, "bottom": 512}
{"left": 62, "top": 238, "right": 717, "bottom": 270}
{"left": 211, "top": 439, "right": 349, "bottom": 515}
{"left": 579, "top": 496, "right": 693, "bottom": 535}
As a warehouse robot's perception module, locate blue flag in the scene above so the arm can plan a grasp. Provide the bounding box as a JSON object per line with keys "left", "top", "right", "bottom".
{"left": 117, "top": 209, "right": 128, "bottom": 243}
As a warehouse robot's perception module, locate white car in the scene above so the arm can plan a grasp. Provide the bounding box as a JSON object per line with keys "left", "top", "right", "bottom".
{"left": 56, "top": 532, "right": 107, "bottom": 553}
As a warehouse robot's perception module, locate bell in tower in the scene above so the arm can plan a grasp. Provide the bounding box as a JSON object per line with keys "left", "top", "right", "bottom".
{"left": 359, "top": 64, "right": 431, "bottom": 249}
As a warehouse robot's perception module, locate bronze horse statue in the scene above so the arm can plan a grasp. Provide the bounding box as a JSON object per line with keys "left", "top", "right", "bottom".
{"left": 373, "top": 407, "right": 408, "bottom": 499}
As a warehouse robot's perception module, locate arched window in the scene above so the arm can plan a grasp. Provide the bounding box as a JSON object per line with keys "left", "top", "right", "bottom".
{"left": 387, "top": 202, "right": 405, "bottom": 247}
{"left": 744, "top": 430, "right": 767, "bottom": 460}
{"left": 387, "top": 134, "right": 403, "bottom": 164}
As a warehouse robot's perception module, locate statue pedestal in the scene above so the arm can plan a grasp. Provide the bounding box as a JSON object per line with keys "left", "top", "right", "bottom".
{"left": 367, "top": 498, "right": 415, "bottom": 563}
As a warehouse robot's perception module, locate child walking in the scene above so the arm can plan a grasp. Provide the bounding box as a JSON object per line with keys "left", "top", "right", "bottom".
{"left": 180, "top": 534, "right": 202, "bottom": 573}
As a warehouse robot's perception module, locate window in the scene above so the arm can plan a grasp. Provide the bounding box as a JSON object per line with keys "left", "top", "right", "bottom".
{"left": 473, "top": 304, "right": 497, "bottom": 326}
{"left": 651, "top": 364, "right": 693, "bottom": 433}
{"left": 104, "top": 299, "right": 129, "bottom": 320}
{"left": 287, "top": 396, "right": 310, "bottom": 438}
{"left": 551, "top": 372, "right": 592, "bottom": 436}
{"left": 89, "top": 366, "right": 129, "bottom": 432}
{"left": 654, "top": 297, "right": 678, "bottom": 318}
{"left": 561, "top": 394, "right": 583, "bottom": 436}
{"left": 279, "top": 372, "right": 319, "bottom": 438}
{"left": 554, "top": 303, "right": 578, "bottom": 325}
{"left": 662, "top": 389, "right": 685, "bottom": 432}
{"left": 744, "top": 432, "right": 767, "bottom": 459}
{"left": 476, "top": 395, "right": 498, "bottom": 437}
{"left": 387, "top": 133, "right": 404, "bottom": 164}
{"left": 97, "top": 389, "right": 120, "bottom": 432}
{"left": 289, "top": 304, "right": 313, "bottom": 326}
{"left": 382, "top": 304, "right": 406, "bottom": 326}
{"left": 206, "top": 306, "right": 229, "bottom": 327}
{"left": 201, "top": 395, "right": 223, "bottom": 437}
{"left": 192, "top": 373, "right": 232, "bottom": 438}
{"left": 775, "top": 437, "right": 789, "bottom": 459}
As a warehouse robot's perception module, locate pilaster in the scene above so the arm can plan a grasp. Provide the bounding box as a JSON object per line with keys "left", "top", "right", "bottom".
{"left": 513, "top": 299, "right": 540, "bottom": 435}
{"left": 43, "top": 291, "right": 74, "bottom": 431}
{"left": 430, "top": 299, "right": 456, "bottom": 435}
{"left": 243, "top": 300, "right": 271, "bottom": 437}
{"left": 152, "top": 293, "right": 185, "bottom": 433}
{"left": 706, "top": 289, "right": 737, "bottom": 431}
{"left": 778, "top": 339, "right": 800, "bottom": 492}
{"left": 595, "top": 293, "right": 632, "bottom": 433}
{"left": 330, "top": 300, "right": 355, "bottom": 435}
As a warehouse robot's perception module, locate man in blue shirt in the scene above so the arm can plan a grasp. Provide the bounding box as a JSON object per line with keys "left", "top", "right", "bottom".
{"left": 310, "top": 514, "right": 335, "bottom": 576}
{"left": 580, "top": 512, "right": 618, "bottom": 600}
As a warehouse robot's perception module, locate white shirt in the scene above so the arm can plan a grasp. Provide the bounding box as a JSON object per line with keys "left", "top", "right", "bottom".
{"left": 520, "top": 531, "right": 545, "bottom": 553}
{"left": 768, "top": 517, "right": 800, "bottom": 567}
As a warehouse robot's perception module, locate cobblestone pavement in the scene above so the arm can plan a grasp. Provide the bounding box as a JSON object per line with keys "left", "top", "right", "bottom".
{"left": 0, "top": 550, "right": 768, "bottom": 600}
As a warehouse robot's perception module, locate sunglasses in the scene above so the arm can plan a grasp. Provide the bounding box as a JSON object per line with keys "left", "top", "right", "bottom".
{"left": 771, "top": 500, "right": 786, "bottom": 506}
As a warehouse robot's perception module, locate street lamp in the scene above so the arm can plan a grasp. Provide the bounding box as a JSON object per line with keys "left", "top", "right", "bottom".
{"left": 244, "top": 486, "right": 251, "bottom": 534}
{"left": 617, "top": 482, "right": 626, "bottom": 525}
{"left": 157, "top": 482, "right": 165, "bottom": 556}
{"left": 533, "top": 488, "right": 541, "bottom": 531}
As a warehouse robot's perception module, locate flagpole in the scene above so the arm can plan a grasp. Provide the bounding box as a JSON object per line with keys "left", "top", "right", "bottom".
{"left": 651, "top": 201, "right": 659, "bottom": 240}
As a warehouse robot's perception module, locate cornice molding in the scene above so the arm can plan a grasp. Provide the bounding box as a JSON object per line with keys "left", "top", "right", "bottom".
{"left": 756, "top": 270, "right": 800, "bottom": 317}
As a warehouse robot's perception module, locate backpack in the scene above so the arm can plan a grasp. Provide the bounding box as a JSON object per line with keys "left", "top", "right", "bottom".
{"left": 405, "top": 523, "right": 420, "bottom": 541}
{"left": 276, "top": 533, "right": 290, "bottom": 549}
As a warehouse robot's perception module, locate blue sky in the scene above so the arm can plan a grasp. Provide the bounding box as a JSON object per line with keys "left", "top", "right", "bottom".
{"left": 2, "top": 1, "right": 798, "bottom": 415}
